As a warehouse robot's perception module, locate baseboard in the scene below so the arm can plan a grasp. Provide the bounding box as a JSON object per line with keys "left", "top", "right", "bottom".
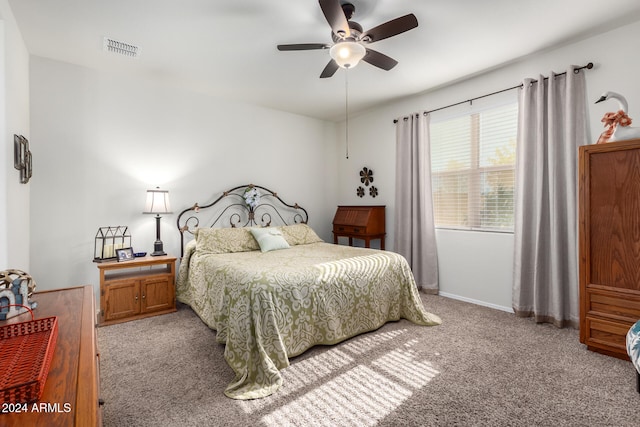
{"left": 437, "top": 291, "right": 514, "bottom": 314}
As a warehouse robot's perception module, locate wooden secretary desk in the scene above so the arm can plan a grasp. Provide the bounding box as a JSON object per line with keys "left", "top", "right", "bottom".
{"left": 332, "top": 205, "right": 386, "bottom": 249}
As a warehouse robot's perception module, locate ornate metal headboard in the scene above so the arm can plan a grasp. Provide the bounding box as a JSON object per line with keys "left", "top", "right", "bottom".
{"left": 176, "top": 184, "right": 309, "bottom": 257}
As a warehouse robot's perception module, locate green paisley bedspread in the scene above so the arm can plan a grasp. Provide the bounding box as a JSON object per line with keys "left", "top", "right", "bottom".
{"left": 177, "top": 241, "right": 441, "bottom": 399}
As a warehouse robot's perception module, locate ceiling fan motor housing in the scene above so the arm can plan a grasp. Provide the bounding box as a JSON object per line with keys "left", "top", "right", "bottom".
{"left": 332, "top": 21, "right": 363, "bottom": 42}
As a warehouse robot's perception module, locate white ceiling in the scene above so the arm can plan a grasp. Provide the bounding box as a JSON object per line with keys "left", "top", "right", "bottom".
{"left": 8, "top": 0, "right": 640, "bottom": 121}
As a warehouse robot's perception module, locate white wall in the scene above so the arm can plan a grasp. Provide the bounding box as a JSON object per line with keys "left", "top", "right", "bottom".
{"left": 335, "top": 20, "right": 640, "bottom": 311}
{"left": 29, "top": 56, "right": 339, "bottom": 302}
{"left": 0, "top": 0, "right": 30, "bottom": 271}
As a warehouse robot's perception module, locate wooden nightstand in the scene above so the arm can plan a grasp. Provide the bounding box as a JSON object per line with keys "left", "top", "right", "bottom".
{"left": 97, "top": 255, "right": 176, "bottom": 326}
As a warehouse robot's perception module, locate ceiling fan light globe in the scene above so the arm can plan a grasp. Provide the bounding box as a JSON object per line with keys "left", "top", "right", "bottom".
{"left": 330, "top": 41, "right": 366, "bottom": 69}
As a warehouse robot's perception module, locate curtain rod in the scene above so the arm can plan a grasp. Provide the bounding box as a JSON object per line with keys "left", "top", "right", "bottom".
{"left": 393, "top": 62, "right": 593, "bottom": 123}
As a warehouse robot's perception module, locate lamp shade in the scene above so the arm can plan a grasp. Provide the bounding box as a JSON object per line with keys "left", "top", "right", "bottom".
{"left": 329, "top": 41, "right": 366, "bottom": 69}
{"left": 143, "top": 188, "right": 172, "bottom": 214}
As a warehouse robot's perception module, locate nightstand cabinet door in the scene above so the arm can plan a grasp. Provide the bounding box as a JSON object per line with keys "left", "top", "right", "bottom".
{"left": 141, "top": 275, "right": 175, "bottom": 313}
{"left": 104, "top": 279, "right": 141, "bottom": 322}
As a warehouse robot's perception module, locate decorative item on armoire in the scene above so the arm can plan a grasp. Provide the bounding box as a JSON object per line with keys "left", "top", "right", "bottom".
{"left": 595, "top": 91, "right": 640, "bottom": 143}
{"left": 93, "top": 226, "right": 132, "bottom": 262}
{"left": 13, "top": 134, "right": 32, "bottom": 184}
{"left": 369, "top": 186, "right": 378, "bottom": 198}
{"left": 356, "top": 186, "right": 365, "bottom": 197}
{"left": 0, "top": 270, "right": 37, "bottom": 320}
{"left": 143, "top": 187, "right": 172, "bottom": 256}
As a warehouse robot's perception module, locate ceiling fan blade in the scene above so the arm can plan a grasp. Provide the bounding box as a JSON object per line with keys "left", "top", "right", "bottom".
{"left": 362, "top": 48, "right": 398, "bottom": 71}
{"left": 277, "top": 43, "right": 330, "bottom": 51}
{"left": 319, "top": 0, "right": 350, "bottom": 38}
{"left": 361, "top": 14, "right": 418, "bottom": 43}
{"left": 320, "top": 59, "right": 339, "bottom": 78}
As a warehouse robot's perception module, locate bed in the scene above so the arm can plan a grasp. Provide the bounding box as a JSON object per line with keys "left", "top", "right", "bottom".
{"left": 176, "top": 184, "right": 441, "bottom": 399}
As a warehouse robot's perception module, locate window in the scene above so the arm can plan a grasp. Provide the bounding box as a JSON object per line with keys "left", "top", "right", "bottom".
{"left": 430, "top": 102, "right": 518, "bottom": 232}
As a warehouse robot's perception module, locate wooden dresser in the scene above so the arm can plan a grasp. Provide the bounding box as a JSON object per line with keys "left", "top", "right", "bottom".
{"left": 332, "top": 205, "right": 385, "bottom": 249}
{"left": 1, "top": 285, "right": 102, "bottom": 426}
{"left": 579, "top": 139, "right": 640, "bottom": 360}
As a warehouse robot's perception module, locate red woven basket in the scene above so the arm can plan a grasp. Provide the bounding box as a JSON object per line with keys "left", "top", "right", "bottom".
{"left": 0, "top": 304, "right": 58, "bottom": 404}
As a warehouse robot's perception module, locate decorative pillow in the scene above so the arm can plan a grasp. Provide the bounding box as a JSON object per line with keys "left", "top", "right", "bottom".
{"left": 280, "top": 223, "right": 324, "bottom": 246}
{"left": 250, "top": 227, "right": 290, "bottom": 253}
{"left": 627, "top": 320, "right": 640, "bottom": 374}
{"left": 195, "top": 227, "right": 259, "bottom": 254}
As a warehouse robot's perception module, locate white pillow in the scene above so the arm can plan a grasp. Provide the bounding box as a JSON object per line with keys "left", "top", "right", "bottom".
{"left": 250, "top": 227, "right": 290, "bottom": 252}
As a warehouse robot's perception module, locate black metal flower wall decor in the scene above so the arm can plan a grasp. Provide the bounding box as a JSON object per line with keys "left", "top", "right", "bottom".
{"left": 356, "top": 167, "right": 379, "bottom": 198}
{"left": 360, "top": 167, "right": 373, "bottom": 186}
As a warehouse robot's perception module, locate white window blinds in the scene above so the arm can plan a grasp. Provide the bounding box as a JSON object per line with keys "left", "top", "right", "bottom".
{"left": 430, "top": 102, "right": 518, "bottom": 232}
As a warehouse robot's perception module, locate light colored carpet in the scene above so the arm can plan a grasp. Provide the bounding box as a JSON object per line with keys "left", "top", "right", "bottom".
{"left": 97, "top": 294, "right": 640, "bottom": 426}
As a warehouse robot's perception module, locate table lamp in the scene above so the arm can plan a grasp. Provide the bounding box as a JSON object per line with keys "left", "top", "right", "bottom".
{"left": 143, "top": 187, "right": 172, "bottom": 256}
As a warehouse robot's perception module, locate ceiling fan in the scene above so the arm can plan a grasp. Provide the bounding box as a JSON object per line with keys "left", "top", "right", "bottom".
{"left": 277, "top": 0, "right": 418, "bottom": 78}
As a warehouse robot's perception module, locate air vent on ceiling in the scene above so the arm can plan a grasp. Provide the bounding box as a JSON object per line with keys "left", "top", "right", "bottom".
{"left": 103, "top": 37, "right": 140, "bottom": 58}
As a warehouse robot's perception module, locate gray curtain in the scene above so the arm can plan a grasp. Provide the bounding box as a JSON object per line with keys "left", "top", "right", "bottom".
{"left": 394, "top": 112, "right": 438, "bottom": 293}
{"left": 513, "top": 66, "right": 589, "bottom": 327}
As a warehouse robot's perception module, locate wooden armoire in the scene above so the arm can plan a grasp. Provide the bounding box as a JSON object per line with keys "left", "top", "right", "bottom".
{"left": 579, "top": 139, "right": 640, "bottom": 360}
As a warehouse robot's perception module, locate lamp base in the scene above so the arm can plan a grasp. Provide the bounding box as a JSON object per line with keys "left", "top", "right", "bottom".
{"left": 151, "top": 240, "right": 166, "bottom": 257}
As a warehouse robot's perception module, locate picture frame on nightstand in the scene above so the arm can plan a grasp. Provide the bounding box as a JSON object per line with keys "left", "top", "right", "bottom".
{"left": 116, "top": 247, "right": 135, "bottom": 262}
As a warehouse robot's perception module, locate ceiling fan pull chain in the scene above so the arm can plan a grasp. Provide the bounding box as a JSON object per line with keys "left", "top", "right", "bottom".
{"left": 345, "top": 67, "right": 349, "bottom": 159}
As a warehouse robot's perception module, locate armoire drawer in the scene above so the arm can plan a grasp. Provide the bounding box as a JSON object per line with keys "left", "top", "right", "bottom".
{"left": 586, "top": 286, "right": 640, "bottom": 322}
{"left": 584, "top": 315, "right": 633, "bottom": 356}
